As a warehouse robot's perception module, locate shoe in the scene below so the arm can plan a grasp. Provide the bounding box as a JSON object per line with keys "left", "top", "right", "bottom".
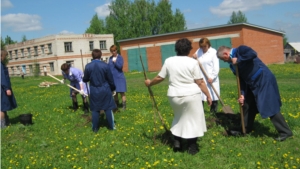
{"left": 187, "top": 143, "right": 199, "bottom": 155}
{"left": 228, "top": 130, "right": 242, "bottom": 136}
{"left": 274, "top": 134, "right": 293, "bottom": 141}
{"left": 173, "top": 139, "right": 181, "bottom": 152}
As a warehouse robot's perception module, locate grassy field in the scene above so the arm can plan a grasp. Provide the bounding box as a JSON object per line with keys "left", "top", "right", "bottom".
{"left": 1, "top": 63, "right": 300, "bottom": 169}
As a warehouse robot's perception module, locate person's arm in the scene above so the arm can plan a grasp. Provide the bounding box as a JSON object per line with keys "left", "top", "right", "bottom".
{"left": 145, "top": 76, "right": 164, "bottom": 87}
{"left": 1, "top": 65, "right": 12, "bottom": 96}
{"left": 208, "top": 51, "right": 220, "bottom": 83}
{"left": 236, "top": 46, "right": 257, "bottom": 63}
{"left": 106, "top": 66, "right": 116, "bottom": 91}
{"left": 195, "top": 78, "right": 212, "bottom": 106}
{"left": 113, "top": 55, "right": 124, "bottom": 70}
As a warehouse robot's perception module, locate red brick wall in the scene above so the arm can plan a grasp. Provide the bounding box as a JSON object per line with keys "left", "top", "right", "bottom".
{"left": 119, "top": 25, "right": 283, "bottom": 72}
{"left": 242, "top": 27, "right": 284, "bottom": 64}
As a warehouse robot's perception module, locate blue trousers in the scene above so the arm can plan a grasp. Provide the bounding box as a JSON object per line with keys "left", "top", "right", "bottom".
{"left": 92, "top": 110, "right": 115, "bottom": 132}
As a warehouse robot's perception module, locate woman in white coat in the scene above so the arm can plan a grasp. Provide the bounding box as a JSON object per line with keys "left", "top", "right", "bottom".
{"left": 193, "top": 38, "right": 220, "bottom": 114}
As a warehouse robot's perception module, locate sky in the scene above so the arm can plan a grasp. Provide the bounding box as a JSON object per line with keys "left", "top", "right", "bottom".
{"left": 1, "top": 0, "right": 300, "bottom": 43}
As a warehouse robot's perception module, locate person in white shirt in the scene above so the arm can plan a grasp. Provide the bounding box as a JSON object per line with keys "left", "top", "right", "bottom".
{"left": 193, "top": 38, "right": 220, "bottom": 114}
{"left": 145, "top": 38, "right": 212, "bottom": 155}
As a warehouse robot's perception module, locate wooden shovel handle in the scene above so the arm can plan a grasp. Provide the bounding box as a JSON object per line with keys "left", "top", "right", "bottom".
{"left": 48, "top": 74, "right": 89, "bottom": 97}
{"left": 235, "top": 65, "right": 246, "bottom": 135}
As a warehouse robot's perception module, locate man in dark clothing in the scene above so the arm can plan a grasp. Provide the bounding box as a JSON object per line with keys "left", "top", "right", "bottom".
{"left": 1, "top": 50, "right": 17, "bottom": 128}
{"left": 217, "top": 45, "right": 293, "bottom": 141}
{"left": 83, "top": 49, "right": 116, "bottom": 132}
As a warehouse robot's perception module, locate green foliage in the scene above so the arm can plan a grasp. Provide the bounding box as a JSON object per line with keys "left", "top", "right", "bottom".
{"left": 33, "top": 60, "right": 40, "bottom": 77}
{"left": 85, "top": 14, "right": 106, "bottom": 34}
{"left": 86, "top": 0, "right": 186, "bottom": 47}
{"left": 4, "top": 35, "right": 17, "bottom": 45}
{"left": 227, "top": 10, "right": 248, "bottom": 24}
{"left": 1, "top": 64, "right": 299, "bottom": 168}
{"left": 1, "top": 36, "right": 6, "bottom": 49}
{"left": 21, "top": 35, "right": 27, "bottom": 42}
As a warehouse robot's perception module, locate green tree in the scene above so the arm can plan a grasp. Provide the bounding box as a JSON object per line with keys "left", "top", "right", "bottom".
{"left": 280, "top": 30, "right": 288, "bottom": 47}
{"left": 227, "top": 10, "right": 248, "bottom": 24}
{"left": 85, "top": 14, "right": 106, "bottom": 34}
{"left": 4, "top": 35, "right": 17, "bottom": 45}
{"left": 1, "top": 36, "right": 5, "bottom": 50}
{"left": 21, "top": 35, "right": 27, "bottom": 42}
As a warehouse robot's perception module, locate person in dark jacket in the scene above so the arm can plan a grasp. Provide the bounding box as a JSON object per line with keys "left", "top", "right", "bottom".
{"left": 108, "top": 45, "right": 127, "bottom": 110}
{"left": 1, "top": 50, "right": 17, "bottom": 128}
{"left": 83, "top": 49, "right": 116, "bottom": 132}
{"left": 217, "top": 45, "right": 293, "bottom": 141}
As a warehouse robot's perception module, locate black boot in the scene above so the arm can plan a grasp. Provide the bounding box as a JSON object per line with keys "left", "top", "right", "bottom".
{"left": 72, "top": 101, "right": 78, "bottom": 110}
{"left": 173, "top": 136, "right": 182, "bottom": 152}
{"left": 4, "top": 112, "right": 10, "bottom": 126}
{"left": 122, "top": 101, "right": 126, "bottom": 110}
{"left": 187, "top": 138, "right": 199, "bottom": 155}
{"left": 210, "top": 100, "right": 218, "bottom": 114}
{"left": 270, "top": 113, "right": 293, "bottom": 141}
{"left": 83, "top": 102, "right": 89, "bottom": 114}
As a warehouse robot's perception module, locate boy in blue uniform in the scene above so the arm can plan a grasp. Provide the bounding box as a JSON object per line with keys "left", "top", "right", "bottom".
{"left": 217, "top": 45, "right": 293, "bottom": 141}
{"left": 83, "top": 49, "right": 116, "bottom": 132}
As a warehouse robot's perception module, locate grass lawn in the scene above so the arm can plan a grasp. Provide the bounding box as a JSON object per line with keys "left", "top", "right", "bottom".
{"left": 1, "top": 63, "right": 300, "bottom": 169}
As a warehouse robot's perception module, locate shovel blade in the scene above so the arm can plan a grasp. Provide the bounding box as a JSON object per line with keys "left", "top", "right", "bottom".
{"left": 222, "top": 105, "right": 235, "bottom": 114}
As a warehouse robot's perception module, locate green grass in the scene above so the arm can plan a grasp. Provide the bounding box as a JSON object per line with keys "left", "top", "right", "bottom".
{"left": 1, "top": 64, "right": 300, "bottom": 169}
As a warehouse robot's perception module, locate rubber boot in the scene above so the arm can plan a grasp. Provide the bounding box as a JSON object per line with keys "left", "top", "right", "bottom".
{"left": 83, "top": 102, "right": 89, "bottom": 114}
{"left": 72, "top": 101, "right": 78, "bottom": 110}
{"left": 4, "top": 112, "right": 10, "bottom": 126}
{"left": 122, "top": 101, "right": 126, "bottom": 110}
{"left": 187, "top": 138, "right": 199, "bottom": 155}
{"left": 210, "top": 100, "right": 218, "bottom": 114}
{"left": 270, "top": 112, "right": 293, "bottom": 141}
{"left": 173, "top": 135, "right": 182, "bottom": 152}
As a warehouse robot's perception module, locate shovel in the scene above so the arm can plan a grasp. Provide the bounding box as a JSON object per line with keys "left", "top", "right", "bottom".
{"left": 235, "top": 65, "right": 246, "bottom": 135}
{"left": 197, "top": 60, "right": 235, "bottom": 114}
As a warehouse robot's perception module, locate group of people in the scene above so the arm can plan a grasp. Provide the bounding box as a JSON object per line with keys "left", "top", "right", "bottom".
{"left": 145, "top": 37, "right": 293, "bottom": 155}
{"left": 1, "top": 37, "right": 293, "bottom": 155}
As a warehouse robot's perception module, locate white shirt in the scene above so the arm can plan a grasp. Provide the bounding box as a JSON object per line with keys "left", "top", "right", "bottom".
{"left": 195, "top": 47, "right": 220, "bottom": 100}
{"left": 158, "top": 56, "right": 203, "bottom": 97}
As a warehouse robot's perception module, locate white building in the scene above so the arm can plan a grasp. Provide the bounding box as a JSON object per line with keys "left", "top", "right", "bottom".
{"left": 6, "top": 33, "right": 114, "bottom": 76}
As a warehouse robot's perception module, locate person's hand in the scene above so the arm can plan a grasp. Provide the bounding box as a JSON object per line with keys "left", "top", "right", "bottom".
{"left": 207, "top": 97, "right": 212, "bottom": 106}
{"left": 193, "top": 53, "right": 198, "bottom": 59}
{"left": 60, "top": 79, "right": 65, "bottom": 84}
{"left": 79, "top": 90, "right": 85, "bottom": 96}
{"left": 238, "top": 95, "right": 244, "bottom": 106}
{"left": 207, "top": 78, "right": 213, "bottom": 84}
{"left": 6, "top": 90, "right": 11, "bottom": 96}
{"left": 112, "top": 91, "right": 116, "bottom": 96}
{"left": 112, "top": 57, "right": 117, "bottom": 63}
{"left": 144, "top": 79, "right": 151, "bottom": 87}
{"left": 232, "top": 58, "right": 238, "bottom": 65}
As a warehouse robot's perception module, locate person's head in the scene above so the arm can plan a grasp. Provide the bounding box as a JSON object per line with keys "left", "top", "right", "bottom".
{"left": 110, "top": 45, "right": 118, "bottom": 56}
{"left": 198, "top": 38, "right": 211, "bottom": 53}
{"left": 217, "top": 46, "right": 232, "bottom": 62}
{"left": 61, "top": 63, "right": 71, "bottom": 74}
{"left": 92, "top": 49, "right": 102, "bottom": 60}
{"left": 1, "top": 50, "right": 8, "bottom": 62}
{"left": 175, "top": 38, "right": 192, "bottom": 56}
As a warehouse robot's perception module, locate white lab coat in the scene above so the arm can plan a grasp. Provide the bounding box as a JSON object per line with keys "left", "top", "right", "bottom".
{"left": 195, "top": 47, "right": 220, "bottom": 101}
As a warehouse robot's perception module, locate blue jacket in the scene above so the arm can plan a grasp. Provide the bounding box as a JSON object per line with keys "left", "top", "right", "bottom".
{"left": 1, "top": 62, "right": 17, "bottom": 111}
{"left": 83, "top": 59, "right": 116, "bottom": 111}
{"left": 108, "top": 54, "right": 127, "bottom": 92}
{"left": 230, "top": 46, "right": 281, "bottom": 118}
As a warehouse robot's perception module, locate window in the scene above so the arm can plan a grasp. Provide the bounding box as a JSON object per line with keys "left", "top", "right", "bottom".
{"left": 29, "top": 65, "right": 33, "bottom": 73}
{"left": 34, "top": 46, "right": 38, "bottom": 56}
{"left": 66, "top": 60, "right": 74, "bottom": 67}
{"left": 11, "top": 67, "right": 14, "bottom": 75}
{"left": 16, "top": 66, "right": 20, "bottom": 74}
{"left": 49, "top": 62, "right": 54, "bottom": 72}
{"left": 27, "top": 48, "right": 31, "bottom": 58}
{"left": 9, "top": 51, "right": 12, "bottom": 60}
{"left": 89, "top": 41, "right": 94, "bottom": 51}
{"left": 21, "top": 49, "right": 24, "bottom": 58}
{"left": 41, "top": 45, "right": 45, "bottom": 54}
{"left": 15, "top": 50, "right": 18, "bottom": 59}
{"left": 64, "top": 42, "right": 73, "bottom": 52}
{"left": 48, "top": 44, "right": 52, "bottom": 54}
{"left": 100, "top": 41, "right": 106, "bottom": 50}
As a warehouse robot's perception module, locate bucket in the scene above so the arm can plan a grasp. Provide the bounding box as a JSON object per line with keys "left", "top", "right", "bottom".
{"left": 19, "top": 113, "right": 33, "bottom": 125}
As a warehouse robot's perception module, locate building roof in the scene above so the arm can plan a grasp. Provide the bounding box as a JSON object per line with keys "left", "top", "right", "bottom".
{"left": 288, "top": 42, "right": 300, "bottom": 52}
{"left": 118, "top": 23, "right": 284, "bottom": 43}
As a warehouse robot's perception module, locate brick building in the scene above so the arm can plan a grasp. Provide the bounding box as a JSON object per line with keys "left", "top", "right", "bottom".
{"left": 118, "top": 23, "right": 284, "bottom": 72}
{"left": 6, "top": 33, "right": 114, "bottom": 76}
